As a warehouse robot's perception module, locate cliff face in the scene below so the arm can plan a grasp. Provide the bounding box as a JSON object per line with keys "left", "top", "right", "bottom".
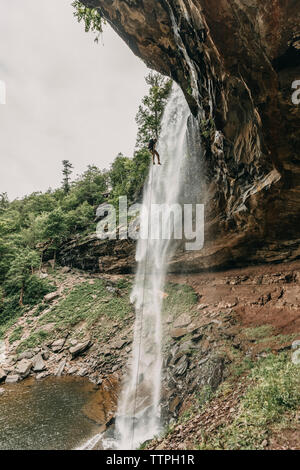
{"left": 78, "top": 0, "right": 300, "bottom": 271}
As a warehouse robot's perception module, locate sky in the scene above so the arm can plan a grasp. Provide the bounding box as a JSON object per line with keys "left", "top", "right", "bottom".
{"left": 0, "top": 0, "right": 149, "bottom": 200}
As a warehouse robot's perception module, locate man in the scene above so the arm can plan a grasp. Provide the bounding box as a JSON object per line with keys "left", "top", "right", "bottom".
{"left": 148, "top": 138, "right": 161, "bottom": 165}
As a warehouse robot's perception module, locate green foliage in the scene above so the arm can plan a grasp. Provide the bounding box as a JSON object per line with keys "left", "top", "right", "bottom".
{"left": 9, "top": 326, "right": 23, "bottom": 344}
{"left": 108, "top": 150, "right": 150, "bottom": 205}
{"left": 72, "top": 1, "right": 105, "bottom": 42}
{"left": 17, "top": 330, "right": 49, "bottom": 353}
{"left": 135, "top": 72, "right": 172, "bottom": 149}
{"left": 0, "top": 295, "right": 22, "bottom": 329}
{"left": 22, "top": 276, "right": 55, "bottom": 306}
{"left": 199, "top": 118, "right": 215, "bottom": 140}
{"left": 199, "top": 353, "right": 300, "bottom": 450}
{"left": 61, "top": 160, "right": 73, "bottom": 194}
{"left": 162, "top": 282, "right": 198, "bottom": 318}
{"left": 39, "top": 280, "right": 132, "bottom": 330}
{"left": 243, "top": 325, "right": 275, "bottom": 341}
{"left": 4, "top": 248, "right": 41, "bottom": 304}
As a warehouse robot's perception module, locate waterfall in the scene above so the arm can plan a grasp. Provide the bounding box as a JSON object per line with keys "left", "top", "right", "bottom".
{"left": 113, "top": 84, "right": 191, "bottom": 450}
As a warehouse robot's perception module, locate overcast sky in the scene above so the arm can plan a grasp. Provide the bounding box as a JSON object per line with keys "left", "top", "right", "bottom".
{"left": 0, "top": 0, "right": 149, "bottom": 200}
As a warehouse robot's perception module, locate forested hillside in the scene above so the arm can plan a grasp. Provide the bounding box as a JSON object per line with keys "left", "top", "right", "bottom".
{"left": 0, "top": 72, "right": 171, "bottom": 337}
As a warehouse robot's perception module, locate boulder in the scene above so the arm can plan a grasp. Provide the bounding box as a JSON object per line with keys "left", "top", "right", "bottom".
{"left": 51, "top": 338, "right": 66, "bottom": 353}
{"left": 5, "top": 374, "right": 20, "bottom": 384}
{"left": 15, "top": 359, "right": 32, "bottom": 378}
{"left": 77, "top": 367, "right": 88, "bottom": 377}
{"left": 292, "top": 340, "right": 300, "bottom": 350}
{"left": 174, "top": 355, "right": 189, "bottom": 376}
{"left": 35, "top": 371, "right": 50, "bottom": 380}
{"left": 0, "top": 387, "right": 5, "bottom": 395}
{"left": 41, "top": 349, "right": 50, "bottom": 361}
{"left": 0, "top": 368, "right": 7, "bottom": 383}
{"left": 292, "top": 350, "right": 300, "bottom": 365}
{"left": 170, "top": 328, "right": 189, "bottom": 340}
{"left": 69, "top": 340, "right": 91, "bottom": 359}
{"left": 61, "top": 266, "right": 71, "bottom": 273}
{"left": 44, "top": 291, "right": 59, "bottom": 303}
{"left": 18, "top": 350, "right": 35, "bottom": 361}
{"left": 32, "top": 354, "right": 46, "bottom": 373}
{"left": 174, "top": 314, "right": 191, "bottom": 329}
{"left": 55, "top": 359, "right": 66, "bottom": 377}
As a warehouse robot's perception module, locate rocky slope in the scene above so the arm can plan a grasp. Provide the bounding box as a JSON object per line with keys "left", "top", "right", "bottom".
{"left": 1, "top": 261, "right": 300, "bottom": 448}
{"left": 74, "top": 0, "right": 300, "bottom": 272}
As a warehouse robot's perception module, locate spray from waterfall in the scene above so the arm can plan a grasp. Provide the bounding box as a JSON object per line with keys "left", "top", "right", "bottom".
{"left": 109, "top": 84, "right": 191, "bottom": 450}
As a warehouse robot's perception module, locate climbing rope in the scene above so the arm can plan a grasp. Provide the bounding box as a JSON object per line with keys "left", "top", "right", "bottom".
{"left": 130, "top": 164, "right": 155, "bottom": 450}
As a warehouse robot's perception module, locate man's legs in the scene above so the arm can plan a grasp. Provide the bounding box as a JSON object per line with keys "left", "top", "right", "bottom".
{"left": 152, "top": 150, "right": 161, "bottom": 165}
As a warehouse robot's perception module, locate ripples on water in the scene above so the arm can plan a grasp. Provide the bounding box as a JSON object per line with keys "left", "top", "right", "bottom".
{"left": 0, "top": 376, "right": 103, "bottom": 450}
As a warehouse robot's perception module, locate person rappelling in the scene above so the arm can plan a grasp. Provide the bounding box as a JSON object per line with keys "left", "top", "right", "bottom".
{"left": 148, "top": 138, "right": 161, "bottom": 165}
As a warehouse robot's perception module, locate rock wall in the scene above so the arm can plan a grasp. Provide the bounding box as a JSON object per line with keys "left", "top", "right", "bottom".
{"left": 75, "top": 0, "right": 300, "bottom": 272}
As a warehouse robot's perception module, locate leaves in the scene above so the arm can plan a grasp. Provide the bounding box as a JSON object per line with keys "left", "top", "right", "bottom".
{"left": 72, "top": 1, "right": 105, "bottom": 43}
{"left": 135, "top": 72, "right": 172, "bottom": 149}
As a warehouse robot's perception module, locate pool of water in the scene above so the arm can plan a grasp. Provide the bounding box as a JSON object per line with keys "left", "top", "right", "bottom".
{"left": 0, "top": 376, "right": 104, "bottom": 450}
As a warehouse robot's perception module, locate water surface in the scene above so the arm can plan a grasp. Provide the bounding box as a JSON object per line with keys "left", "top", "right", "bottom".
{"left": 0, "top": 376, "right": 102, "bottom": 450}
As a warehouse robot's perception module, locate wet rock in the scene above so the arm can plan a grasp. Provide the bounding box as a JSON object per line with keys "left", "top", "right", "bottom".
{"left": 44, "top": 291, "right": 59, "bottom": 303}
{"left": 5, "top": 374, "right": 20, "bottom": 384}
{"left": 32, "top": 354, "right": 46, "bottom": 373}
{"left": 69, "top": 340, "right": 91, "bottom": 359}
{"left": 15, "top": 359, "right": 32, "bottom": 378}
{"left": 36, "top": 371, "right": 50, "bottom": 380}
{"left": 0, "top": 368, "right": 7, "bottom": 383}
{"left": 170, "top": 328, "right": 189, "bottom": 340}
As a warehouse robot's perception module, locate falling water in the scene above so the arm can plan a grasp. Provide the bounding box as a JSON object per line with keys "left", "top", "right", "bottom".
{"left": 112, "top": 84, "right": 191, "bottom": 450}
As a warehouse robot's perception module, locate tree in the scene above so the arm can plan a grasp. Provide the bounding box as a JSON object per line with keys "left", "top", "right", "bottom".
{"left": 0, "top": 193, "right": 9, "bottom": 212}
{"left": 5, "top": 248, "right": 40, "bottom": 306}
{"left": 135, "top": 72, "right": 172, "bottom": 149}
{"left": 72, "top": 1, "right": 105, "bottom": 43}
{"left": 62, "top": 160, "right": 74, "bottom": 194}
{"left": 69, "top": 165, "right": 108, "bottom": 207}
{"left": 40, "top": 208, "right": 69, "bottom": 265}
